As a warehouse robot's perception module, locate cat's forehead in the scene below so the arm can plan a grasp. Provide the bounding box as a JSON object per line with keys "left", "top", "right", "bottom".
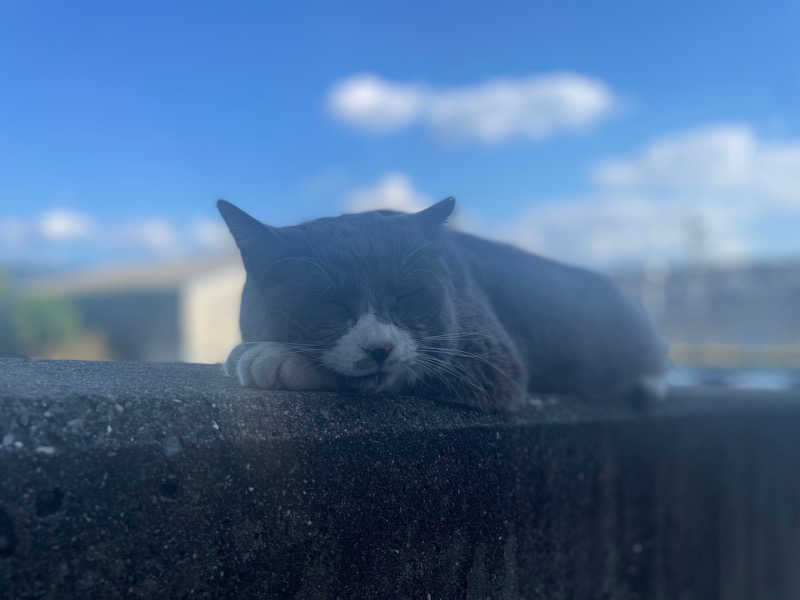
{"left": 300, "top": 210, "right": 408, "bottom": 235}
{"left": 290, "top": 211, "right": 427, "bottom": 260}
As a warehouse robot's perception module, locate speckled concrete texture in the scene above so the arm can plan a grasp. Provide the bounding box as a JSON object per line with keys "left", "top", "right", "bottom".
{"left": 1, "top": 358, "right": 799, "bottom": 599}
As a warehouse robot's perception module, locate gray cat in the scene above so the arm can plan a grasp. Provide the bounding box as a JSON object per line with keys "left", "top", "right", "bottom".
{"left": 218, "top": 197, "right": 667, "bottom": 412}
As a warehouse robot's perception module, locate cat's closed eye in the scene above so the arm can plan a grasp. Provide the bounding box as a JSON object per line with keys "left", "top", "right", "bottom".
{"left": 319, "top": 299, "right": 355, "bottom": 321}
{"left": 394, "top": 287, "right": 424, "bottom": 302}
{"left": 391, "top": 284, "right": 439, "bottom": 316}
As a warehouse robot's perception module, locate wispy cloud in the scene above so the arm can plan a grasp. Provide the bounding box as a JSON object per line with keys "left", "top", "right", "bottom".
{"left": 344, "top": 122, "right": 800, "bottom": 266}
{"left": 38, "top": 209, "right": 95, "bottom": 241}
{"left": 345, "top": 173, "right": 430, "bottom": 213}
{"left": 328, "top": 75, "right": 424, "bottom": 133}
{"left": 0, "top": 211, "right": 233, "bottom": 266}
{"left": 118, "top": 218, "right": 179, "bottom": 251}
{"left": 340, "top": 173, "right": 749, "bottom": 266}
{"left": 327, "top": 73, "right": 617, "bottom": 143}
{"left": 486, "top": 195, "right": 750, "bottom": 266}
{"left": 593, "top": 123, "right": 800, "bottom": 209}
{"left": 7, "top": 122, "right": 798, "bottom": 269}
{"left": 188, "top": 218, "right": 232, "bottom": 250}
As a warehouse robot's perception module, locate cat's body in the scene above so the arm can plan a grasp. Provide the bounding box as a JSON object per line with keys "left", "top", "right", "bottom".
{"left": 219, "top": 198, "right": 667, "bottom": 412}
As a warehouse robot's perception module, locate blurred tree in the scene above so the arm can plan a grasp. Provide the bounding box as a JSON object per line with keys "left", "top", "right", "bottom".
{"left": 0, "top": 272, "right": 81, "bottom": 357}
{"left": 0, "top": 274, "right": 17, "bottom": 355}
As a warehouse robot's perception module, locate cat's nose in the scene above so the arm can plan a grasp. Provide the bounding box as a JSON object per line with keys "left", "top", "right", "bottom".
{"left": 365, "top": 343, "right": 394, "bottom": 365}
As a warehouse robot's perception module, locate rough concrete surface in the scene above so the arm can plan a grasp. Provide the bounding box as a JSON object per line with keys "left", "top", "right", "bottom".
{"left": 1, "top": 358, "right": 799, "bottom": 599}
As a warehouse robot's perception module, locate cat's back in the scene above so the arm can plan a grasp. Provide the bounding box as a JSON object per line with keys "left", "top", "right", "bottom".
{"left": 448, "top": 230, "right": 668, "bottom": 395}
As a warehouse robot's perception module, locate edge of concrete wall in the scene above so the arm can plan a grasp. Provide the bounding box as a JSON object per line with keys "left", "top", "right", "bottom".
{"left": 2, "top": 358, "right": 799, "bottom": 599}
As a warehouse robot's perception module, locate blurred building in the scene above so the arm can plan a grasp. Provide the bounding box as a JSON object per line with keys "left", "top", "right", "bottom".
{"left": 25, "top": 255, "right": 800, "bottom": 368}
{"left": 29, "top": 255, "right": 245, "bottom": 363}
{"left": 616, "top": 260, "right": 800, "bottom": 367}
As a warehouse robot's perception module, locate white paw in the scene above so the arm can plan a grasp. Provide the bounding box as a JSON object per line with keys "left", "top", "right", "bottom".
{"left": 223, "top": 342, "right": 338, "bottom": 391}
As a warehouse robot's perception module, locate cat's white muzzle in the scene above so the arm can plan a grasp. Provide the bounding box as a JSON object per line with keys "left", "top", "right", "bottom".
{"left": 320, "top": 313, "right": 417, "bottom": 381}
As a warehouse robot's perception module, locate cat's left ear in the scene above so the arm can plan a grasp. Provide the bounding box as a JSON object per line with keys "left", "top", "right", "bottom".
{"left": 217, "top": 199, "right": 286, "bottom": 270}
{"left": 414, "top": 197, "right": 455, "bottom": 236}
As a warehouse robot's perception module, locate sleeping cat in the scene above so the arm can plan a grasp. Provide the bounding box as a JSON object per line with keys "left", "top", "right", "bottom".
{"left": 218, "top": 197, "right": 667, "bottom": 412}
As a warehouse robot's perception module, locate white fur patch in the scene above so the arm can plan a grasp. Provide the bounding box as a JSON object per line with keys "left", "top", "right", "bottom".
{"left": 321, "top": 313, "right": 416, "bottom": 382}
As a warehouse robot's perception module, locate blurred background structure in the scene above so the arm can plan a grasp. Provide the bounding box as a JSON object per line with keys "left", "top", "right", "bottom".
{"left": 7, "top": 257, "right": 800, "bottom": 371}
{"left": 1, "top": 1, "right": 798, "bottom": 374}
{"left": 20, "top": 255, "right": 243, "bottom": 362}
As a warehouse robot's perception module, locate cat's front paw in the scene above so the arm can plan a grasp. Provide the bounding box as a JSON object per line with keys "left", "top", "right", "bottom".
{"left": 223, "top": 342, "right": 339, "bottom": 391}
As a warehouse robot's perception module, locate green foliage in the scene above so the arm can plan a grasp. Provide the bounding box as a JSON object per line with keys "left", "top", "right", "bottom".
{"left": 0, "top": 272, "right": 82, "bottom": 357}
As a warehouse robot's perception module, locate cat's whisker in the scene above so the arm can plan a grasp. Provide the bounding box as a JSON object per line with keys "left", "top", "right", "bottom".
{"left": 415, "top": 354, "right": 488, "bottom": 396}
{"left": 421, "top": 331, "right": 493, "bottom": 344}
{"left": 418, "top": 345, "right": 518, "bottom": 386}
{"left": 411, "top": 358, "right": 457, "bottom": 395}
{"left": 282, "top": 343, "right": 328, "bottom": 350}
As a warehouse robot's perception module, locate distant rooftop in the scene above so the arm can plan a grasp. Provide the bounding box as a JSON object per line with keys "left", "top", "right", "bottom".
{"left": 27, "top": 252, "right": 241, "bottom": 296}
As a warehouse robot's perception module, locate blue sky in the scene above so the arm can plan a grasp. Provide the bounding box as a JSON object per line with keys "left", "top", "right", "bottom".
{"left": 1, "top": 1, "right": 799, "bottom": 267}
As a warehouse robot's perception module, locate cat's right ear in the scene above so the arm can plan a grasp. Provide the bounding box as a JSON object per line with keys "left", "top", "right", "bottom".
{"left": 217, "top": 200, "right": 283, "bottom": 269}
{"left": 413, "top": 196, "right": 456, "bottom": 237}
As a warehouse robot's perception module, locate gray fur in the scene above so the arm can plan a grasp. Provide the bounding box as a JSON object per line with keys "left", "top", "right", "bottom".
{"left": 218, "top": 198, "right": 668, "bottom": 412}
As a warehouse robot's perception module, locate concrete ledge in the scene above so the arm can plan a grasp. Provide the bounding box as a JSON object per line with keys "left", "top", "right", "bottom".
{"left": 1, "top": 358, "right": 799, "bottom": 599}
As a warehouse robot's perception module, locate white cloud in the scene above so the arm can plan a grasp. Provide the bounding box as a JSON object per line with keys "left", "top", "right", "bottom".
{"left": 119, "top": 219, "right": 179, "bottom": 251}
{"left": 328, "top": 75, "right": 423, "bottom": 133}
{"left": 457, "top": 122, "right": 798, "bottom": 265}
{"left": 344, "top": 175, "right": 736, "bottom": 266}
{"left": 427, "top": 74, "right": 616, "bottom": 143}
{"left": 189, "top": 218, "right": 233, "bottom": 250}
{"left": 6, "top": 122, "right": 798, "bottom": 269}
{"left": 327, "top": 73, "right": 617, "bottom": 143}
{"left": 593, "top": 123, "right": 800, "bottom": 208}
{"left": 345, "top": 116, "right": 800, "bottom": 266}
{"left": 38, "top": 209, "right": 94, "bottom": 240}
{"left": 488, "top": 196, "right": 750, "bottom": 266}
{"left": 345, "top": 172, "right": 429, "bottom": 213}
{"left": 0, "top": 209, "right": 239, "bottom": 265}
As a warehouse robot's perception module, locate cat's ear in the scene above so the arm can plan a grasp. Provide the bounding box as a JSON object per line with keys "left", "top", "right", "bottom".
{"left": 217, "top": 199, "right": 284, "bottom": 268}
{"left": 414, "top": 197, "right": 455, "bottom": 236}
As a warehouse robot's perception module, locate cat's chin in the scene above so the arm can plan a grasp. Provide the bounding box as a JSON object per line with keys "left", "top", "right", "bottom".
{"left": 345, "top": 369, "right": 408, "bottom": 394}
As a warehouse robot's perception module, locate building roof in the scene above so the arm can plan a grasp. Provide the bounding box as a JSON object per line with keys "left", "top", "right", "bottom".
{"left": 28, "top": 253, "right": 242, "bottom": 296}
